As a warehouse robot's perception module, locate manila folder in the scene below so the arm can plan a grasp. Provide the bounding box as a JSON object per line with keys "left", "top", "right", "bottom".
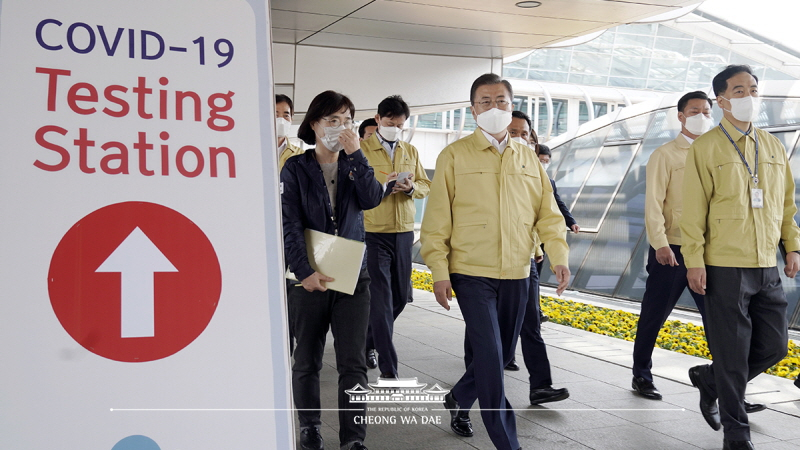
{"left": 286, "top": 229, "right": 366, "bottom": 295}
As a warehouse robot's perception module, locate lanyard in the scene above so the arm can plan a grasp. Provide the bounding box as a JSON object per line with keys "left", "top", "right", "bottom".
{"left": 719, "top": 123, "right": 759, "bottom": 186}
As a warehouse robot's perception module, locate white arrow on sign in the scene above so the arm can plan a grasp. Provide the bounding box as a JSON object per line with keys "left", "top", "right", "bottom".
{"left": 96, "top": 227, "right": 178, "bottom": 338}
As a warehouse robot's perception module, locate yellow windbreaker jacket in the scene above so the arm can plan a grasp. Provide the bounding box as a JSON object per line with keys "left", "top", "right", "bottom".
{"left": 420, "top": 130, "right": 568, "bottom": 282}
{"left": 361, "top": 134, "right": 431, "bottom": 233}
{"left": 681, "top": 117, "right": 800, "bottom": 268}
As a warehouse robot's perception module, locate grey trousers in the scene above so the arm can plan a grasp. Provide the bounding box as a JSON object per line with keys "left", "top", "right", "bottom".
{"left": 702, "top": 266, "right": 788, "bottom": 441}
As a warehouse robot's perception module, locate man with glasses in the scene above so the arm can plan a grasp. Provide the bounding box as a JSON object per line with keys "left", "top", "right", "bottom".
{"left": 421, "top": 73, "right": 570, "bottom": 450}
{"left": 682, "top": 65, "right": 800, "bottom": 450}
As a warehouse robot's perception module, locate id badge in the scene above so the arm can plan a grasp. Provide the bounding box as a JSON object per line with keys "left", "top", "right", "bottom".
{"left": 751, "top": 188, "right": 764, "bottom": 208}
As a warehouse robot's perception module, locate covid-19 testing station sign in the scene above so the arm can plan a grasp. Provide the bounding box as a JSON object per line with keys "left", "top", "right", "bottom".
{"left": 0, "top": 0, "right": 294, "bottom": 448}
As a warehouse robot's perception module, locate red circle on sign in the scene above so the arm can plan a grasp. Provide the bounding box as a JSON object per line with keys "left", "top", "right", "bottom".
{"left": 48, "top": 202, "right": 221, "bottom": 362}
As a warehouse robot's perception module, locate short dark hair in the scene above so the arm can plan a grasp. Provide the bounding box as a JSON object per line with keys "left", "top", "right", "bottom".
{"left": 712, "top": 65, "right": 758, "bottom": 97}
{"left": 377, "top": 95, "right": 410, "bottom": 120}
{"left": 511, "top": 110, "right": 531, "bottom": 131}
{"left": 537, "top": 144, "right": 551, "bottom": 157}
{"left": 275, "top": 94, "right": 294, "bottom": 115}
{"left": 358, "top": 118, "right": 378, "bottom": 138}
{"left": 677, "top": 91, "right": 712, "bottom": 113}
{"left": 470, "top": 73, "right": 513, "bottom": 104}
{"left": 297, "top": 90, "right": 355, "bottom": 146}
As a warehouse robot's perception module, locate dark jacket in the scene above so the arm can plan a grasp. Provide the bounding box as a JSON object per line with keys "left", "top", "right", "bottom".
{"left": 281, "top": 148, "right": 383, "bottom": 281}
{"left": 551, "top": 178, "right": 577, "bottom": 228}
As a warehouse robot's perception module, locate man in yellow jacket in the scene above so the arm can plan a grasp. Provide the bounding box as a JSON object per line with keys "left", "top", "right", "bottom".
{"left": 632, "top": 91, "right": 712, "bottom": 401}
{"left": 361, "top": 95, "right": 431, "bottom": 378}
{"left": 681, "top": 65, "right": 800, "bottom": 450}
{"left": 421, "top": 73, "right": 570, "bottom": 450}
{"left": 276, "top": 94, "right": 304, "bottom": 170}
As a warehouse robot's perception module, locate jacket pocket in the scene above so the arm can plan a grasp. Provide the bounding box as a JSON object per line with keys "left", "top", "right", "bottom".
{"left": 708, "top": 209, "right": 747, "bottom": 258}
{"left": 451, "top": 215, "right": 493, "bottom": 267}
{"left": 712, "top": 161, "right": 748, "bottom": 199}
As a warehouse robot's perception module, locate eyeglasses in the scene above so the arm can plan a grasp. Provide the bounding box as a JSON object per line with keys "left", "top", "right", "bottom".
{"left": 474, "top": 99, "right": 510, "bottom": 108}
{"left": 322, "top": 117, "right": 354, "bottom": 128}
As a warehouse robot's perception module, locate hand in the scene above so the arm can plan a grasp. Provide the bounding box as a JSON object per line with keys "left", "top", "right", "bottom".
{"left": 553, "top": 265, "right": 570, "bottom": 295}
{"left": 340, "top": 129, "right": 360, "bottom": 155}
{"left": 786, "top": 251, "right": 800, "bottom": 278}
{"left": 393, "top": 173, "right": 415, "bottom": 193}
{"left": 655, "top": 246, "right": 679, "bottom": 266}
{"left": 534, "top": 255, "right": 544, "bottom": 263}
{"left": 687, "top": 267, "right": 706, "bottom": 295}
{"left": 570, "top": 224, "right": 580, "bottom": 234}
{"left": 301, "top": 271, "right": 335, "bottom": 292}
{"left": 433, "top": 280, "right": 452, "bottom": 311}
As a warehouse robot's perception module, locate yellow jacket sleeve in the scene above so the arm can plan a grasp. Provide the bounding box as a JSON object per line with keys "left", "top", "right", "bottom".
{"left": 680, "top": 143, "right": 712, "bottom": 269}
{"left": 420, "top": 148, "right": 455, "bottom": 282}
{"left": 781, "top": 152, "right": 800, "bottom": 252}
{"left": 533, "top": 162, "right": 569, "bottom": 268}
{"left": 645, "top": 149, "right": 670, "bottom": 250}
{"left": 410, "top": 150, "right": 431, "bottom": 200}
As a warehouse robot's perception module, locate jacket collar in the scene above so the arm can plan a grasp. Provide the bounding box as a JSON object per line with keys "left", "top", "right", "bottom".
{"left": 299, "top": 147, "right": 344, "bottom": 169}
{"left": 361, "top": 133, "right": 384, "bottom": 153}
{"left": 471, "top": 129, "right": 514, "bottom": 154}
{"left": 720, "top": 117, "right": 755, "bottom": 143}
{"left": 675, "top": 133, "right": 691, "bottom": 149}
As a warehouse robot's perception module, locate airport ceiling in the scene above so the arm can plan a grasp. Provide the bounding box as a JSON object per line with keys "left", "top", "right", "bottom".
{"left": 270, "top": 0, "right": 703, "bottom": 59}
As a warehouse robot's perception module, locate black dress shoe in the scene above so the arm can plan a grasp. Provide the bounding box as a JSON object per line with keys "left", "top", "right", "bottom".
{"left": 350, "top": 443, "right": 368, "bottom": 450}
{"left": 443, "top": 392, "right": 473, "bottom": 437}
{"left": 366, "top": 349, "right": 377, "bottom": 369}
{"left": 540, "top": 313, "right": 549, "bottom": 323}
{"left": 795, "top": 377, "right": 800, "bottom": 389}
{"left": 505, "top": 358, "right": 520, "bottom": 371}
{"left": 530, "top": 386, "right": 569, "bottom": 405}
{"left": 631, "top": 377, "right": 662, "bottom": 400}
{"left": 723, "top": 439, "right": 755, "bottom": 450}
{"left": 744, "top": 400, "right": 766, "bottom": 413}
{"left": 688, "top": 365, "right": 721, "bottom": 431}
{"left": 379, "top": 372, "right": 396, "bottom": 379}
{"left": 300, "top": 426, "right": 324, "bottom": 450}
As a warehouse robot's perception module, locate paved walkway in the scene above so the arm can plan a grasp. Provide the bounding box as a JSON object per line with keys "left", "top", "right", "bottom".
{"left": 297, "top": 287, "right": 800, "bottom": 450}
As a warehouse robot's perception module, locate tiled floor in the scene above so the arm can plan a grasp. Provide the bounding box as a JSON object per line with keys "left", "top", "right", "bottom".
{"left": 293, "top": 288, "right": 800, "bottom": 450}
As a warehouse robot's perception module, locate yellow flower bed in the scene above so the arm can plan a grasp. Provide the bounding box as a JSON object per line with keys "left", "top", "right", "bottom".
{"left": 411, "top": 269, "right": 800, "bottom": 380}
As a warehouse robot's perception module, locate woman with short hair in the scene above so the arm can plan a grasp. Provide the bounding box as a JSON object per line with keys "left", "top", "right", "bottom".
{"left": 281, "top": 90, "right": 383, "bottom": 450}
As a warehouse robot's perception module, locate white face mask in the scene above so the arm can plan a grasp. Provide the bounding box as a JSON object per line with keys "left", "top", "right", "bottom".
{"left": 276, "top": 117, "right": 291, "bottom": 138}
{"left": 721, "top": 95, "right": 760, "bottom": 123}
{"left": 476, "top": 108, "right": 513, "bottom": 135}
{"left": 511, "top": 136, "right": 528, "bottom": 146}
{"left": 541, "top": 162, "right": 550, "bottom": 171}
{"left": 378, "top": 125, "right": 402, "bottom": 142}
{"left": 683, "top": 113, "right": 713, "bottom": 136}
{"left": 319, "top": 124, "right": 345, "bottom": 153}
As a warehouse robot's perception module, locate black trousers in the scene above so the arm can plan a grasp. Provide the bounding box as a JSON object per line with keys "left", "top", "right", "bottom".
{"left": 365, "top": 231, "right": 413, "bottom": 376}
{"left": 453, "top": 274, "right": 528, "bottom": 450}
{"left": 467, "top": 261, "right": 553, "bottom": 388}
{"left": 700, "top": 266, "right": 788, "bottom": 441}
{"left": 519, "top": 259, "right": 553, "bottom": 389}
{"left": 632, "top": 245, "right": 707, "bottom": 382}
{"left": 289, "top": 269, "right": 371, "bottom": 447}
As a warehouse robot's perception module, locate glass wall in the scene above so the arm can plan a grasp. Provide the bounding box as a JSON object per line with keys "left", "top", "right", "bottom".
{"left": 539, "top": 98, "right": 800, "bottom": 330}
{"left": 579, "top": 102, "right": 608, "bottom": 125}
{"left": 538, "top": 98, "right": 569, "bottom": 138}
{"left": 504, "top": 23, "right": 797, "bottom": 92}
